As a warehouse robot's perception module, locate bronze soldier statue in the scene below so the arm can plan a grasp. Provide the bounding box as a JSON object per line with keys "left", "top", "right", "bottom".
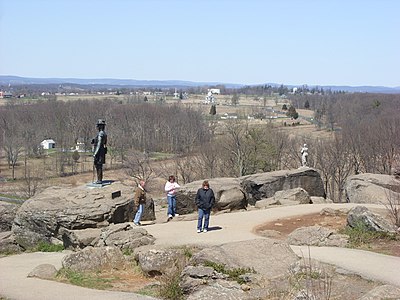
{"left": 92, "top": 119, "right": 107, "bottom": 184}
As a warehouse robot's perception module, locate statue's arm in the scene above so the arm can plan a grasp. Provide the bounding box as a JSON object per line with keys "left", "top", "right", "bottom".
{"left": 94, "top": 133, "right": 103, "bottom": 157}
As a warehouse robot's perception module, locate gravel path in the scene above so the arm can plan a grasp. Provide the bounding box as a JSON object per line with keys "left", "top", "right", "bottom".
{"left": 1, "top": 203, "right": 399, "bottom": 300}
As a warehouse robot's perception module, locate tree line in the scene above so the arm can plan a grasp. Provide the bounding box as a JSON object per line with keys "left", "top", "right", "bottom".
{"left": 0, "top": 100, "right": 209, "bottom": 181}
{"left": 290, "top": 93, "right": 400, "bottom": 202}
{"left": 1, "top": 92, "right": 399, "bottom": 203}
{"left": 162, "top": 92, "right": 400, "bottom": 203}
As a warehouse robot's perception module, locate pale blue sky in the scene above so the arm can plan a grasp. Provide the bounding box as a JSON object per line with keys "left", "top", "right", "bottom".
{"left": 0, "top": 0, "right": 399, "bottom": 87}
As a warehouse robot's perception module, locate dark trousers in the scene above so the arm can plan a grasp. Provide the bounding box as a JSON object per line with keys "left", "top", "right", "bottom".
{"left": 95, "top": 164, "right": 103, "bottom": 183}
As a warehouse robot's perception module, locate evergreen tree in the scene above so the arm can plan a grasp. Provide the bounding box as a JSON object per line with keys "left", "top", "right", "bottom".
{"left": 372, "top": 100, "right": 381, "bottom": 108}
{"left": 278, "top": 84, "right": 287, "bottom": 96}
{"left": 209, "top": 104, "right": 216, "bottom": 115}
{"left": 72, "top": 150, "right": 80, "bottom": 163}
{"left": 286, "top": 105, "right": 299, "bottom": 119}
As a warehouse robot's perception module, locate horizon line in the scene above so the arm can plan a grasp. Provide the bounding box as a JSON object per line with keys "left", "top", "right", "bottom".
{"left": 0, "top": 74, "right": 399, "bottom": 89}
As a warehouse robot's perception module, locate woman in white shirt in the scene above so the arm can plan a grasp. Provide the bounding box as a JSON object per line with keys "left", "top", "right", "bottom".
{"left": 164, "top": 175, "right": 180, "bottom": 222}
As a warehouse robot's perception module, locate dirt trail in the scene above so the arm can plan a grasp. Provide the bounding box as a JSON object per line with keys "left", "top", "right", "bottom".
{"left": 1, "top": 203, "right": 399, "bottom": 300}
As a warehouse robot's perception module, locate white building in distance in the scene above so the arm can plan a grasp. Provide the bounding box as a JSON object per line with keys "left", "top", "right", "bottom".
{"left": 208, "top": 88, "right": 220, "bottom": 95}
{"left": 40, "top": 139, "right": 56, "bottom": 150}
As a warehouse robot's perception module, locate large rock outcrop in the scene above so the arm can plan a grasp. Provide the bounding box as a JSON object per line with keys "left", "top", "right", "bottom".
{"left": 136, "top": 248, "right": 185, "bottom": 276}
{"left": 347, "top": 206, "right": 397, "bottom": 233}
{"left": 345, "top": 173, "right": 400, "bottom": 204}
{"left": 176, "top": 169, "right": 326, "bottom": 215}
{"left": 180, "top": 239, "right": 299, "bottom": 299}
{"left": 241, "top": 168, "right": 325, "bottom": 205}
{"left": 12, "top": 182, "right": 155, "bottom": 249}
{"left": 191, "top": 239, "right": 299, "bottom": 279}
{"left": 287, "top": 226, "right": 349, "bottom": 247}
{"left": 176, "top": 178, "right": 247, "bottom": 215}
{"left": 359, "top": 285, "right": 400, "bottom": 300}
{"left": 62, "top": 246, "right": 126, "bottom": 272}
{"left": 255, "top": 187, "right": 313, "bottom": 208}
{"left": 0, "top": 231, "right": 23, "bottom": 253}
{"left": 61, "top": 223, "right": 155, "bottom": 250}
{"left": 0, "top": 202, "right": 20, "bottom": 232}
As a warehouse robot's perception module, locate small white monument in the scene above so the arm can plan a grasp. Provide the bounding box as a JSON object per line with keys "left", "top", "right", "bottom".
{"left": 301, "top": 144, "right": 308, "bottom": 167}
{"left": 173, "top": 88, "right": 179, "bottom": 99}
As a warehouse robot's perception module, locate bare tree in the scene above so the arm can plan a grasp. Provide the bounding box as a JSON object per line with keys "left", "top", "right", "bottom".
{"left": 231, "top": 93, "right": 240, "bottom": 106}
{"left": 124, "top": 151, "right": 155, "bottom": 183}
{"left": 172, "top": 156, "right": 199, "bottom": 184}
{"left": 313, "top": 139, "right": 336, "bottom": 200}
{"left": 0, "top": 112, "right": 23, "bottom": 180}
{"left": 313, "top": 134, "right": 353, "bottom": 202}
{"left": 330, "top": 134, "right": 354, "bottom": 202}
{"left": 221, "top": 120, "right": 249, "bottom": 176}
{"left": 18, "top": 165, "right": 46, "bottom": 198}
{"left": 195, "top": 141, "right": 221, "bottom": 179}
{"left": 384, "top": 183, "right": 400, "bottom": 228}
{"left": 375, "top": 115, "right": 400, "bottom": 175}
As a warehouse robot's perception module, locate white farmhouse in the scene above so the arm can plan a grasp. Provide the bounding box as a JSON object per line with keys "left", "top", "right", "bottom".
{"left": 208, "top": 88, "right": 220, "bottom": 95}
{"left": 220, "top": 113, "right": 238, "bottom": 120}
{"left": 75, "top": 138, "right": 86, "bottom": 152}
{"left": 40, "top": 139, "right": 56, "bottom": 150}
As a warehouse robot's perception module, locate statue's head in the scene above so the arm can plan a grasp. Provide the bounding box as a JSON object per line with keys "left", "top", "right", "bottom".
{"left": 96, "top": 119, "right": 106, "bottom": 129}
{"left": 304, "top": 144, "right": 307, "bottom": 147}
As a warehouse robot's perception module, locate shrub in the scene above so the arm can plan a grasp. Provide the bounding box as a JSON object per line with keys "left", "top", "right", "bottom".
{"left": 35, "top": 241, "right": 64, "bottom": 252}
{"left": 182, "top": 246, "right": 193, "bottom": 259}
{"left": 57, "top": 268, "right": 113, "bottom": 290}
{"left": 288, "top": 250, "right": 333, "bottom": 300}
{"left": 203, "top": 261, "right": 254, "bottom": 284}
{"left": 158, "top": 267, "right": 183, "bottom": 300}
{"left": 340, "top": 222, "right": 397, "bottom": 247}
{"left": 122, "top": 247, "right": 133, "bottom": 256}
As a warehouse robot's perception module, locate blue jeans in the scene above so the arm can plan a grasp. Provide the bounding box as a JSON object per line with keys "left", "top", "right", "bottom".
{"left": 197, "top": 208, "right": 210, "bottom": 231}
{"left": 167, "top": 195, "right": 176, "bottom": 217}
{"left": 134, "top": 204, "right": 144, "bottom": 224}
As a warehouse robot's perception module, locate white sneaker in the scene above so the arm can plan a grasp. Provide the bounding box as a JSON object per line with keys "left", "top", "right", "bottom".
{"left": 203, "top": 229, "right": 208, "bottom": 233}
{"left": 197, "top": 229, "right": 201, "bottom": 233}
{"left": 175, "top": 213, "right": 180, "bottom": 217}
{"left": 168, "top": 214, "right": 173, "bottom": 218}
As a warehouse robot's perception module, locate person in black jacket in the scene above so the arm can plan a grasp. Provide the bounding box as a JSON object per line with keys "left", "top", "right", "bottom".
{"left": 195, "top": 180, "right": 215, "bottom": 233}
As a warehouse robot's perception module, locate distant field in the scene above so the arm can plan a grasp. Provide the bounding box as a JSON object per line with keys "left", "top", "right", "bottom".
{"left": 0, "top": 93, "right": 321, "bottom": 134}
{"left": 0, "top": 92, "right": 326, "bottom": 139}
{"left": 56, "top": 94, "right": 125, "bottom": 102}
{"left": 51, "top": 92, "right": 289, "bottom": 117}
